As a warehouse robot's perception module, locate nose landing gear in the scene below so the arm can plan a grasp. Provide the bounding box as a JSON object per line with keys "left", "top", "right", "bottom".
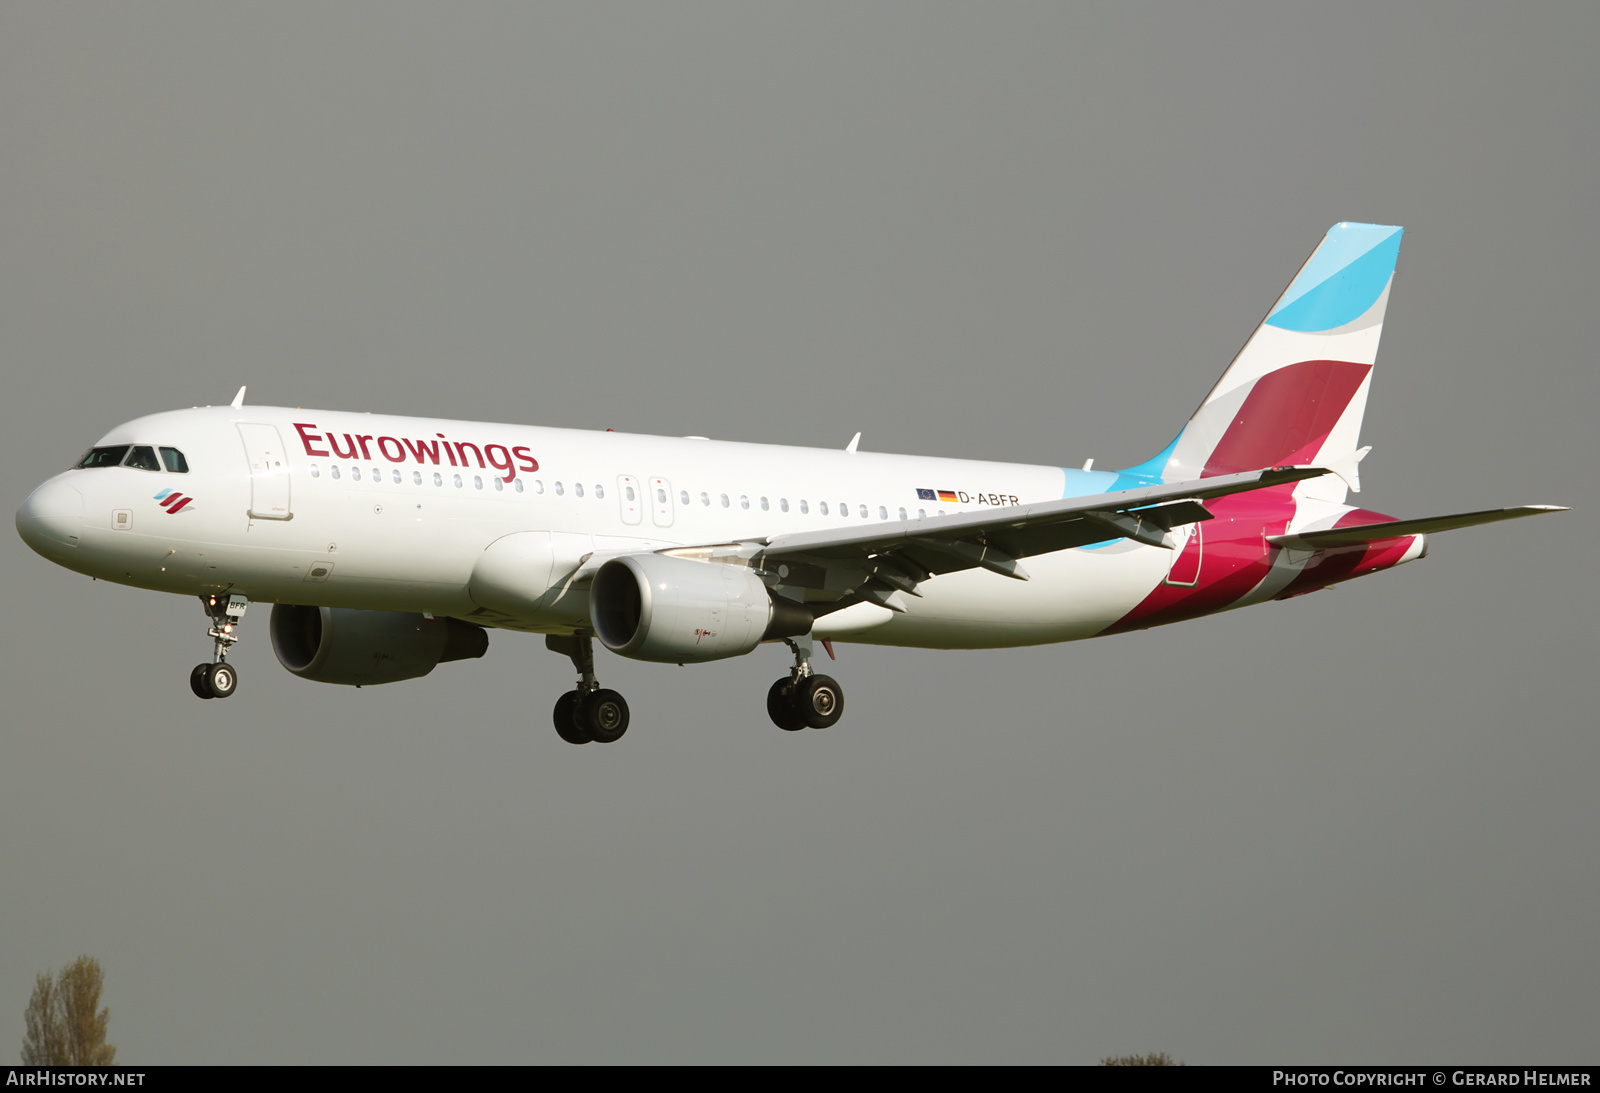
{"left": 767, "top": 635, "right": 844, "bottom": 731}
{"left": 190, "top": 594, "right": 247, "bottom": 700}
{"left": 547, "top": 631, "right": 630, "bottom": 744}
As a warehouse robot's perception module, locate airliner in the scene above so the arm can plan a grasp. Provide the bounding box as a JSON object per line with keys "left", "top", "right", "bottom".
{"left": 15, "top": 223, "right": 1565, "bottom": 743}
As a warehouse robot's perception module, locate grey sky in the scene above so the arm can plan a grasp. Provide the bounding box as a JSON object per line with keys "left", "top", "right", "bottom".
{"left": 2, "top": 3, "right": 1594, "bottom": 1064}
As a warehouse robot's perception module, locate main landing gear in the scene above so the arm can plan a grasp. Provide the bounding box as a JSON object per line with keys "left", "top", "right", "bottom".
{"left": 546, "top": 632, "right": 630, "bottom": 745}
{"left": 189, "top": 593, "right": 247, "bottom": 700}
{"left": 767, "top": 635, "right": 843, "bottom": 731}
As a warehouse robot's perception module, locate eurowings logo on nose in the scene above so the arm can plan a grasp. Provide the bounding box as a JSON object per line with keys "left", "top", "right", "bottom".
{"left": 153, "top": 489, "right": 196, "bottom": 514}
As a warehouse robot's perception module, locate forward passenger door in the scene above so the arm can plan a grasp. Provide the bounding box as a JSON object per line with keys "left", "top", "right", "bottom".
{"left": 237, "top": 423, "right": 292, "bottom": 521}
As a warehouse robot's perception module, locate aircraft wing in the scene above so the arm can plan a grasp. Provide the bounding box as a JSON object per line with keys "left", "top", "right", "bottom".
{"left": 1267, "top": 505, "right": 1567, "bottom": 548}
{"left": 662, "top": 465, "right": 1331, "bottom": 615}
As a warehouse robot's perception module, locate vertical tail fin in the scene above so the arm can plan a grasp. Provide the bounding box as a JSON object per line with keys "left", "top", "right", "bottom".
{"left": 1121, "top": 223, "right": 1403, "bottom": 487}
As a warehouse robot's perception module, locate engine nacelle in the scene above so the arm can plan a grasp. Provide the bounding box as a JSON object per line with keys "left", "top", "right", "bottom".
{"left": 590, "top": 554, "right": 812, "bottom": 663}
{"left": 270, "top": 605, "right": 488, "bottom": 686}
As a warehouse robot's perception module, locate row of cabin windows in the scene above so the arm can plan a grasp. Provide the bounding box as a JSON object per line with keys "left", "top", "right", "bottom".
{"left": 305, "top": 464, "right": 944, "bottom": 521}
{"left": 678, "top": 489, "right": 931, "bottom": 521}
{"left": 75, "top": 445, "right": 189, "bottom": 473}
{"left": 309, "top": 464, "right": 531, "bottom": 493}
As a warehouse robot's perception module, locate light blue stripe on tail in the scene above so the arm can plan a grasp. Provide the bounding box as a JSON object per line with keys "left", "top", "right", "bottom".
{"left": 1266, "top": 223, "right": 1402, "bottom": 333}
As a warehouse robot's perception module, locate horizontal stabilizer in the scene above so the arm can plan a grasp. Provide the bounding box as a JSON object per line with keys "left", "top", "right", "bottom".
{"left": 1268, "top": 505, "right": 1567, "bottom": 548}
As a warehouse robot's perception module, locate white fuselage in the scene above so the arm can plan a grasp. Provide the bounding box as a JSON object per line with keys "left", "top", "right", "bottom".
{"left": 23, "top": 404, "right": 1198, "bottom": 649}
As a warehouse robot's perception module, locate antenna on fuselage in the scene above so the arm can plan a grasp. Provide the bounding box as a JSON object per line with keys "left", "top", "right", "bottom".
{"left": 230, "top": 386, "right": 247, "bottom": 408}
{"left": 845, "top": 432, "right": 861, "bottom": 453}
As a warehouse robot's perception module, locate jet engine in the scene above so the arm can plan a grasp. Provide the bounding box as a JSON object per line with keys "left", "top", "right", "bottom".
{"left": 269, "top": 605, "right": 488, "bottom": 686}
{"left": 589, "top": 554, "right": 812, "bottom": 663}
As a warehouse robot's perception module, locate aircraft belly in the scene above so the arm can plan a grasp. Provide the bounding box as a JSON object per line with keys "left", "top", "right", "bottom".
{"left": 828, "top": 542, "right": 1170, "bottom": 649}
{"left": 72, "top": 526, "right": 192, "bottom": 586}
{"left": 231, "top": 502, "right": 483, "bottom": 609}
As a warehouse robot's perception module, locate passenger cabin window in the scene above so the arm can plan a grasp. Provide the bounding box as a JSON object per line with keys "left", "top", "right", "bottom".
{"left": 160, "top": 448, "right": 189, "bottom": 473}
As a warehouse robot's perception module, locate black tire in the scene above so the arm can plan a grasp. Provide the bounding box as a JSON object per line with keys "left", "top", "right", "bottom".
{"left": 579, "top": 688, "right": 630, "bottom": 744}
{"left": 796, "top": 674, "right": 843, "bottom": 729}
{"left": 767, "top": 677, "right": 806, "bottom": 731}
{"left": 553, "top": 690, "right": 590, "bottom": 744}
{"left": 190, "top": 663, "right": 214, "bottom": 700}
{"left": 205, "top": 661, "right": 238, "bottom": 699}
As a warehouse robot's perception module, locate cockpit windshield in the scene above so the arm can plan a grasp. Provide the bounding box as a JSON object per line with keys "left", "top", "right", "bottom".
{"left": 125, "top": 445, "right": 161, "bottom": 471}
{"left": 74, "top": 445, "right": 190, "bottom": 472}
{"left": 77, "top": 446, "right": 129, "bottom": 469}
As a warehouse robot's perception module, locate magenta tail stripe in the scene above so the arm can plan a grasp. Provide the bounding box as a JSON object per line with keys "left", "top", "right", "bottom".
{"left": 1202, "top": 359, "right": 1370, "bottom": 477}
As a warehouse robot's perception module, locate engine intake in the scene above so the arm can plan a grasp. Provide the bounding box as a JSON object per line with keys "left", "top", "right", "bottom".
{"left": 270, "top": 605, "right": 488, "bottom": 686}
{"left": 590, "top": 554, "right": 812, "bottom": 663}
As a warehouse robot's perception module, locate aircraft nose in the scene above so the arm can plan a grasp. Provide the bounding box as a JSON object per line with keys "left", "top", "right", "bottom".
{"left": 16, "top": 478, "right": 84, "bottom": 557}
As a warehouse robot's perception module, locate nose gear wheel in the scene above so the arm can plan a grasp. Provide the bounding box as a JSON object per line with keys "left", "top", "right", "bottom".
{"left": 189, "top": 594, "right": 247, "bottom": 700}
